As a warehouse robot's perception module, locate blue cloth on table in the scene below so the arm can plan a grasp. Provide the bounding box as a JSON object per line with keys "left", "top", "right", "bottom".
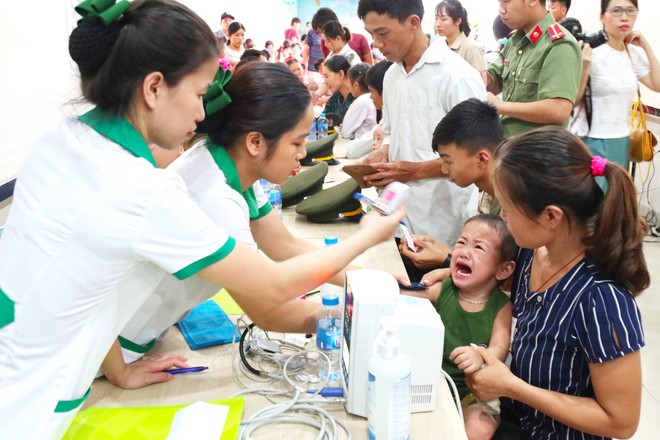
{"left": 177, "top": 300, "right": 237, "bottom": 350}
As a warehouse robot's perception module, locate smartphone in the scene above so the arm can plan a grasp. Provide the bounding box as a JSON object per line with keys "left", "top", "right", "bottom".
{"left": 342, "top": 164, "right": 378, "bottom": 188}
{"left": 398, "top": 282, "right": 428, "bottom": 291}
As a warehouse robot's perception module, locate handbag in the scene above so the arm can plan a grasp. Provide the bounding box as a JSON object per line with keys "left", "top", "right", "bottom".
{"left": 625, "top": 44, "right": 657, "bottom": 162}
{"left": 629, "top": 91, "right": 657, "bottom": 162}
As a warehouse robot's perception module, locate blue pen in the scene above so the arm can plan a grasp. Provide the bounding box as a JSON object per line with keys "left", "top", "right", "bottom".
{"left": 164, "top": 366, "right": 209, "bottom": 375}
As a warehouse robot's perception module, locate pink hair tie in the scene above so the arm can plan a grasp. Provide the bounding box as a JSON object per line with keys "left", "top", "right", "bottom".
{"left": 591, "top": 156, "right": 608, "bottom": 177}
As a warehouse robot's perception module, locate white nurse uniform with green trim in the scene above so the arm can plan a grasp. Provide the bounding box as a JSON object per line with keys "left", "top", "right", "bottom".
{"left": 0, "top": 108, "right": 235, "bottom": 439}
{"left": 116, "top": 139, "right": 273, "bottom": 361}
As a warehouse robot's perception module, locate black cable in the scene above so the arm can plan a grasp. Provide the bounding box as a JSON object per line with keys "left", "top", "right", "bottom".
{"left": 239, "top": 323, "right": 262, "bottom": 376}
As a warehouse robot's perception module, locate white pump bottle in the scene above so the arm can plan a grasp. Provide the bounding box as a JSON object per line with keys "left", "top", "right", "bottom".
{"left": 367, "top": 316, "right": 412, "bottom": 440}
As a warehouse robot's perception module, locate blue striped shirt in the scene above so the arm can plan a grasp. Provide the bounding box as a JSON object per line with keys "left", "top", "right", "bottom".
{"left": 504, "top": 248, "right": 644, "bottom": 440}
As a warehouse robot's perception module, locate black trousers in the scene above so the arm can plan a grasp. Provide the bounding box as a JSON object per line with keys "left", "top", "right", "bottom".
{"left": 492, "top": 410, "right": 531, "bottom": 440}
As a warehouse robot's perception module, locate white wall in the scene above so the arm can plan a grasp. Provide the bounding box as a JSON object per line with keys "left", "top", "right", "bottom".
{"left": 0, "top": 0, "right": 81, "bottom": 186}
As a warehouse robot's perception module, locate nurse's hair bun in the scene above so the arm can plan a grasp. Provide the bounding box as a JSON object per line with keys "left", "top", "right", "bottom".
{"left": 69, "top": 18, "right": 124, "bottom": 77}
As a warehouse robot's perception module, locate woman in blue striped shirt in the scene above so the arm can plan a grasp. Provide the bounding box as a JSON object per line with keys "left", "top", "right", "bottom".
{"left": 467, "top": 126, "right": 648, "bottom": 440}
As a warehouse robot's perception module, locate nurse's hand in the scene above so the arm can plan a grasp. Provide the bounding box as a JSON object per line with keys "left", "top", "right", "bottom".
{"left": 107, "top": 354, "right": 190, "bottom": 390}
{"left": 356, "top": 207, "right": 406, "bottom": 246}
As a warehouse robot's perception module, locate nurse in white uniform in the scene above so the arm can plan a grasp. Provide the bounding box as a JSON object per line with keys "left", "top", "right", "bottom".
{"left": 102, "top": 63, "right": 358, "bottom": 389}
{"left": 0, "top": 1, "right": 403, "bottom": 438}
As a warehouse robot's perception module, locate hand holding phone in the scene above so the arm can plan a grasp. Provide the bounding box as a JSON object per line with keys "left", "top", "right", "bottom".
{"left": 397, "top": 281, "right": 428, "bottom": 291}
{"left": 342, "top": 164, "right": 378, "bottom": 188}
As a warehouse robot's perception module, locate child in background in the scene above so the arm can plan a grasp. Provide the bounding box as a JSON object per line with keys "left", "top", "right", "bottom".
{"left": 411, "top": 214, "right": 516, "bottom": 440}
{"left": 345, "top": 60, "right": 391, "bottom": 159}
{"left": 372, "top": 124, "right": 383, "bottom": 151}
{"left": 340, "top": 63, "right": 376, "bottom": 140}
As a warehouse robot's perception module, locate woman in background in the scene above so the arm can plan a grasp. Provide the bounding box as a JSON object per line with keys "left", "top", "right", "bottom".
{"left": 322, "top": 55, "right": 355, "bottom": 124}
{"left": 576, "top": 0, "right": 660, "bottom": 167}
{"left": 435, "top": 0, "right": 486, "bottom": 82}
{"left": 224, "top": 21, "right": 246, "bottom": 70}
{"left": 322, "top": 20, "right": 361, "bottom": 66}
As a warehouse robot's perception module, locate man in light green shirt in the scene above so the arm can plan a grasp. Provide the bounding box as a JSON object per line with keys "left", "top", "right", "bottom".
{"left": 487, "top": 0, "right": 581, "bottom": 138}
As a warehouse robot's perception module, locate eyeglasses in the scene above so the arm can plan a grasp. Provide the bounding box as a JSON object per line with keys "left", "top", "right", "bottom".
{"left": 607, "top": 7, "right": 639, "bottom": 17}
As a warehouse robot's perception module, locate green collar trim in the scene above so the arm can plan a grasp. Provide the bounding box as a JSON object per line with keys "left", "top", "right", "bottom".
{"left": 78, "top": 107, "right": 156, "bottom": 167}
{"left": 207, "top": 143, "right": 260, "bottom": 219}
{"left": 118, "top": 335, "right": 158, "bottom": 354}
{"left": 0, "top": 287, "right": 15, "bottom": 329}
{"left": 55, "top": 387, "right": 91, "bottom": 413}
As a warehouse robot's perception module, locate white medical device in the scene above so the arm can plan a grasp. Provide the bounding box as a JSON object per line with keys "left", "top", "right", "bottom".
{"left": 341, "top": 270, "right": 445, "bottom": 417}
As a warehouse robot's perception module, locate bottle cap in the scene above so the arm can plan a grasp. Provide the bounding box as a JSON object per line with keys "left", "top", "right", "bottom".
{"left": 321, "top": 294, "right": 339, "bottom": 306}
{"left": 376, "top": 316, "right": 400, "bottom": 359}
{"left": 324, "top": 235, "right": 338, "bottom": 246}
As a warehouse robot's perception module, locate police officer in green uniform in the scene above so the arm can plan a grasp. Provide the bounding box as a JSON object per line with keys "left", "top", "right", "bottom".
{"left": 487, "top": 0, "right": 581, "bottom": 138}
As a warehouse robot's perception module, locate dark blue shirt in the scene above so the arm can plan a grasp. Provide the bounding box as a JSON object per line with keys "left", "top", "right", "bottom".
{"left": 505, "top": 248, "right": 644, "bottom": 440}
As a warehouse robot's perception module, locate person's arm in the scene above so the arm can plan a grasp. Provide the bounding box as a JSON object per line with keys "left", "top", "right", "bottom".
{"left": 467, "top": 347, "right": 642, "bottom": 439}
{"left": 487, "top": 95, "right": 574, "bottom": 125}
{"left": 197, "top": 209, "right": 404, "bottom": 332}
{"left": 363, "top": 158, "right": 448, "bottom": 189}
{"left": 575, "top": 43, "right": 592, "bottom": 105}
{"left": 100, "top": 339, "right": 190, "bottom": 389}
{"left": 486, "top": 72, "right": 502, "bottom": 95}
{"left": 486, "top": 53, "right": 504, "bottom": 96}
{"left": 629, "top": 31, "right": 660, "bottom": 92}
{"left": 449, "top": 301, "right": 512, "bottom": 374}
{"left": 361, "top": 143, "right": 389, "bottom": 166}
{"left": 360, "top": 36, "right": 374, "bottom": 65}
{"left": 302, "top": 43, "right": 310, "bottom": 69}
{"left": 250, "top": 210, "right": 357, "bottom": 287}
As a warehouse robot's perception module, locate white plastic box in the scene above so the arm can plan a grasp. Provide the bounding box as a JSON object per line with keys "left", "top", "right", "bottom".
{"left": 341, "top": 270, "right": 445, "bottom": 417}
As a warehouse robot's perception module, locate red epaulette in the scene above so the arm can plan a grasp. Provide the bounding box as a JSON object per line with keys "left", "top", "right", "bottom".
{"left": 548, "top": 23, "right": 566, "bottom": 41}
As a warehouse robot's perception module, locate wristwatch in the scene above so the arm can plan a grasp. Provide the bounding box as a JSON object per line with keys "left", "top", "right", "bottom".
{"left": 442, "top": 253, "right": 452, "bottom": 268}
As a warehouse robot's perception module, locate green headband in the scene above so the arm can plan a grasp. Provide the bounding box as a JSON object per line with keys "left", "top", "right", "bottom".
{"left": 205, "top": 67, "right": 233, "bottom": 116}
{"left": 75, "top": 0, "right": 130, "bottom": 25}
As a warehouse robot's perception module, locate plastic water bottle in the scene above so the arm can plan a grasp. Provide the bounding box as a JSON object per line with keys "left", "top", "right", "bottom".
{"left": 321, "top": 236, "right": 343, "bottom": 299}
{"left": 307, "top": 118, "right": 318, "bottom": 142}
{"left": 316, "top": 294, "right": 342, "bottom": 382}
{"left": 268, "top": 183, "right": 283, "bottom": 218}
{"left": 368, "top": 316, "right": 412, "bottom": 440}
{"left": 259, "top": 179, "right": 283, "bottom": 218}
{"left": 317, "top": 113, "right": 328, "bottom": 139}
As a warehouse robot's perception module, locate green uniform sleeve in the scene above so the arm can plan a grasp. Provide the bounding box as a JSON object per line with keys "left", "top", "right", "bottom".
{"left": 487, "top": 51, "right": 504, "bottom": 91}
{"left": 536, "top": 40, "right": 582, "bottom": 103}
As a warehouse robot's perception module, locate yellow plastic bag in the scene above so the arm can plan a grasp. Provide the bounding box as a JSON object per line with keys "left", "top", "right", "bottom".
{"left": 629, "top": 96, "right": 657, "bottom": 163}
{"left": 62, "top": 397, "right": 244, "bottom": 440}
